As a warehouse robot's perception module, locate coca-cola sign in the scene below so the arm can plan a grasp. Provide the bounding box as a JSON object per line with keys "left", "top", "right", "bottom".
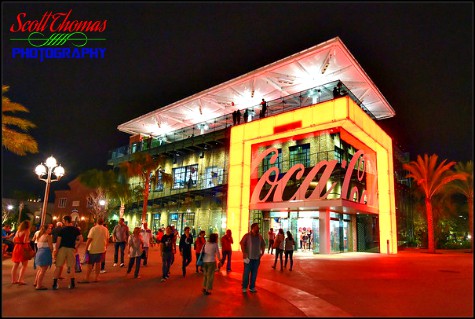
{"left": 250, "top": 147, "right": 377, "bottom": 206}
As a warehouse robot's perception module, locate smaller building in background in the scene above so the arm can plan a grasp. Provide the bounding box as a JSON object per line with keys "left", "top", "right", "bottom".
{"left": 53, "top": 177, "right": 97, "bottom": 227}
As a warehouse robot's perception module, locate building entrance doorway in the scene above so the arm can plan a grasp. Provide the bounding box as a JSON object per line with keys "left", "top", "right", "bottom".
{"left": 330, "top": 213, "right": 351, "bottom": 253}
{"left": 268, "top": 211, "right": 320, "bottom": 253}
{"left": 168, "top": 211, "right": 195, "bottom": 235}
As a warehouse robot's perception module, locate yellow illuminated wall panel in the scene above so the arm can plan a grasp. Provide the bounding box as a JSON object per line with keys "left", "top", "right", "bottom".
{"left": 227, "top": 96, "right": 397, "bottom": 254}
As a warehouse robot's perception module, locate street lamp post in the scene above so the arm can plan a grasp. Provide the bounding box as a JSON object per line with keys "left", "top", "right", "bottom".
{"left": 16, "top": 202, "right": 24, "bottom": 227}
{"left": 99, "top": 199, "right": 107, "bottom": 220}
{"left": 35, "top": 156, "right": 65, "bottom": 227}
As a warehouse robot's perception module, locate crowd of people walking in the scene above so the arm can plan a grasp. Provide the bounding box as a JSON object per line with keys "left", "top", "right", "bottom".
{"left": 5, "top": 216, "right": 298, "bottom": 297}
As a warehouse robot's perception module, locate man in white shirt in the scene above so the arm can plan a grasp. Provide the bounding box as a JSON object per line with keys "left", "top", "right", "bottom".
{"left": 112, "top": 218, "right": 129, "bottom": 267}
{"left": 78, "top": 217, "right": 109, "bottom": 283}
{"left": 140, "top": 222, "right": 152, "bottom": 266}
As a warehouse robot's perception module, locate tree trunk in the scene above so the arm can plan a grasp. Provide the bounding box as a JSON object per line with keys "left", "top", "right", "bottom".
{"left": 119, "top": 202, "right": 125, "bottom": 219}
{"left": 425, "top": 198, "right": 436, "bottom": 253}
{"left": 142, "top": 172, "right": 151, "bottom": 223}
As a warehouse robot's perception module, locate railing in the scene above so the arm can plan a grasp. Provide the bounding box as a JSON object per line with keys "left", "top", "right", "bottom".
{"left": 108, "top": 80, "right": 372, "bottom": 163}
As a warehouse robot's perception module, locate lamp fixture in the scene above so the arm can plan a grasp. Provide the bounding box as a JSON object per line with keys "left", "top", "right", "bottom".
{"left": 321, "top": 53, "right": 333, "bottom": 74}
{"left": 35, "top": 155, "right": 65, "bottom": 227}
{"left": 197, "top": 123, "right": 209, "bottom": 134}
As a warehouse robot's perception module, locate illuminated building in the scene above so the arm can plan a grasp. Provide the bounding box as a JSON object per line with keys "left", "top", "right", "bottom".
{"left": 109, "top": 37, "right": 397, "bottom": 254}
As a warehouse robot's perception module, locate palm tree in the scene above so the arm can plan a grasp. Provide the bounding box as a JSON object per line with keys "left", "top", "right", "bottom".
{"left": 120, "top": 153, "right": 172, "bottom": 223}
{"left": 109, "top": 168, "right": 137, "bottom": 219}
{"left": 2, "top": 85, "right": 38, "bottom": 156}
{"left": 78, "top": 168, "right": 135, "bottom": 220}
{"left": 446, "top": 161, "right": 473, "bottom": 252}
{"left": 403, "top": 154, "right": 467, "bottom": 253}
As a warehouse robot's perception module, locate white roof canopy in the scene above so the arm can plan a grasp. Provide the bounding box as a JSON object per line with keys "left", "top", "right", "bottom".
{"left": 118, "top": 37, "right": 395, "bottom": 137}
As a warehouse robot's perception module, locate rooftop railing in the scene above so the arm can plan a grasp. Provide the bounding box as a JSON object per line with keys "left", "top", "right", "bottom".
{"left": 108, "top": 80, "right": 373, "bottom": 164}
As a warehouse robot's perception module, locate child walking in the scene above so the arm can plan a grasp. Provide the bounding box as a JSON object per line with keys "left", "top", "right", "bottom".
{"left": 126, "top": 227, "right": 143, "bottom": 279}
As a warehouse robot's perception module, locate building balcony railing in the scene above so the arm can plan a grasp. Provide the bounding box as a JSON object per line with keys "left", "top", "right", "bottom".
{"left": 108, "top": 80, "right": 373, "bottom": 165}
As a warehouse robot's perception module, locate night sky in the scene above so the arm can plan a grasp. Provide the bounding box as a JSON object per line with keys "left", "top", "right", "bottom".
{"left": 2, "top": 2, "right": 473, "bottom": 200}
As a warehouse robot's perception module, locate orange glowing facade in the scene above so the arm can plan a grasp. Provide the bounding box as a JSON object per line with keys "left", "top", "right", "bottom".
{"left": 228, "top": 96, "right": 396, "bottom": 253}
{"left": 110, "top": 37, "right": 397, "bottom": 254}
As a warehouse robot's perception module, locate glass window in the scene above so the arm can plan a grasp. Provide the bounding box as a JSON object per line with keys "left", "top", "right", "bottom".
{"left": 172, "top": 167, "right": 187, "bottom": 189}
{"left": 334, "top": 145, "right": 343, "bottom": 163}
{"left": 289, "top": 144, "right": 310, "bottom": 167}
{"left": 152, "top": 171, "right": 164, "bottom": 192}
{"left": 262, "top": 148, "right": 282, "bottom": 175}
{"left": 58, "top": 198, "right": 67, "bottom": 208}
{"left": 330, "top": 212, "right": 340, "bottom": 219}
{"left": 186, "top": 165, "right": 198, "bottom": 189}
{"left": 172, "top": 164, "right": 198, "bottom": 189}
{"left": 204, "top": 166, "right": 223, "bottom": 188}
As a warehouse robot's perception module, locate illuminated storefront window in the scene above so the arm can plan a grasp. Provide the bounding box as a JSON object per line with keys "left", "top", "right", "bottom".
{"left": 172, "top": 164, "right": 198, "bottom": 189}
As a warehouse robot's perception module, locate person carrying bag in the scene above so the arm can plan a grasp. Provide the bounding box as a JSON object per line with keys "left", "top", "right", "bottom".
{"left": 196, "top": 243, "right": 206, "bottom": 267}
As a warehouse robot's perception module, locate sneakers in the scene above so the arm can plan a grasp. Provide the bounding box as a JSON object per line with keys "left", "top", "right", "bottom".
{"left": 242, "top": 288, "right": 247, "bottom": 293}
{"left": 120, "top": 263, "right": 125, "bottom": 267}
{"left": 52, "top": 283, "right": 59, "bottom": 290}
{"left": 250, "top": 288, "right": 257, "bottom": 293}
{"left": 160, "top": 278, "right": 167, "bottom": 282}
{"left": 113, "top": 263, "right": 117, "bottom": 267}
{"left": 100, "top": 270, "right": 106, "bottom": 274}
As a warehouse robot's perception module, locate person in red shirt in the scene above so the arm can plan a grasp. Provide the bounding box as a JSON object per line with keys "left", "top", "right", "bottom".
{"left": 219, "top": 229, "right": 234, "bottom": 272}
{"left": 156, "top": 228, "right": 164, "bottom": 242}
{"left": 194, "top": 231, "right": 206, "bottom": 273}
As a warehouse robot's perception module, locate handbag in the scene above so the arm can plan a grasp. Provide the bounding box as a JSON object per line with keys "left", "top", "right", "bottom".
{"left": 22, "top": 244, "right": 36, "bottom": 260}
{"left": 196, "top": 244, "right": 206, "bottom": 266}
{"left": 82, "top": 250, "right": 90, "bottom": 264}
{"left": 20, "top": 234, "right": 36, "bottom": 260}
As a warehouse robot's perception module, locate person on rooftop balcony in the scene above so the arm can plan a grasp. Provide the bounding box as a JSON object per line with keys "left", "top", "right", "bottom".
{"left": 260, "top": 99, "right": 267, "bottom": 118}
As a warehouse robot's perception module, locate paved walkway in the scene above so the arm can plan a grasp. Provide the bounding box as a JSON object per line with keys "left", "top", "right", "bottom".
{"left": 2, "top": 244, "right": 473, "bottom": 317}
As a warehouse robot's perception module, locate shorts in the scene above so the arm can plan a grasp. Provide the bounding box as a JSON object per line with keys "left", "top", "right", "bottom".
{"left": 56, "top": 247, "right": 75, "bottom": 268}
{"left": 88, "top": 252, "right": 103, "bottom": 264}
